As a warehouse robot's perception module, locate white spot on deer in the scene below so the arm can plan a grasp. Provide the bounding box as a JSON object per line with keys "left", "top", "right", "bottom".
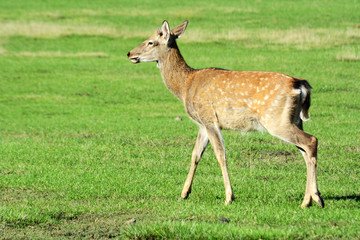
{"left": 272, "top": 100, "right": 279, "bottom": 106}
{"left": 228, "top": 97, "right": 236, "bottom": 103}
{"left": 270, "top": 90, "right": 274, "bottom": 94}
{"left": 275, "top": 84, "right": 280, "bottom": 90}
{"left": 264, "top": 95, "right": 269, "bottom": 100}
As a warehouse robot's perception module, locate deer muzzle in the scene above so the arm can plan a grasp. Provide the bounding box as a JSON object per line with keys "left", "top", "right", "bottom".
{"left": 127, "top": 51, "right": 140, "bottom": 64}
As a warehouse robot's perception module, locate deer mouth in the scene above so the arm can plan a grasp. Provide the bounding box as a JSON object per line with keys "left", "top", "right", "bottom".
{"left": 129, "top": 57, "right": 140, "bottom": 63}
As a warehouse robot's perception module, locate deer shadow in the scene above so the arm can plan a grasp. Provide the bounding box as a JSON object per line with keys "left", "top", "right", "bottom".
{"left": 326, "top": 194, "right": 360, "bottom": 202}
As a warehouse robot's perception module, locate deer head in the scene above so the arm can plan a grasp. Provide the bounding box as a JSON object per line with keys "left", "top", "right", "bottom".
{"left": 127, "top": 20, "right": 188, "bottom": 64}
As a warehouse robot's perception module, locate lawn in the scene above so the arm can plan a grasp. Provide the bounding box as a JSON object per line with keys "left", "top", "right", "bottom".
{"left": 0, "top": 0, "right": 359, "bottom": 239}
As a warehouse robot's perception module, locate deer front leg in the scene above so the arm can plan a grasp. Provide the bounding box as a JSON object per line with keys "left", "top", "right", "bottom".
{"left": 181, "top": 127, "right": 209, "bottom": 199}
{"left": 206, "top": 125, "right": 235, "bottom": 205}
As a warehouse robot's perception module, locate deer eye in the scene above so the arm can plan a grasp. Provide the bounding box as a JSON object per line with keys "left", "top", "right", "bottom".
{"left": 148, "top": 41, "right": 154, "bottom": 46}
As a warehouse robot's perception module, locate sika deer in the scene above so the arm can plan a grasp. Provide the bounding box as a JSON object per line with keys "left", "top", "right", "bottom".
{"left": 127, "top": 20, "right": 324, "bottom": 208}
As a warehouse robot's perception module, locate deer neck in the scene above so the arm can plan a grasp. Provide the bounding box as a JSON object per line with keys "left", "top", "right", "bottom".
{"left": 158, "top": 46, "right": 193, "bottom": 102}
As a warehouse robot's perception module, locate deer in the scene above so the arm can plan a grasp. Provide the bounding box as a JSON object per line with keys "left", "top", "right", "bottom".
{"left": 127, "top": 20, "right": 324, "bottom": 208}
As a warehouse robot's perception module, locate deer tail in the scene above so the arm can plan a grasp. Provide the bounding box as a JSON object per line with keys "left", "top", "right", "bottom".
{"left": 298, "top": 80, "right": 312, "bottom": 121}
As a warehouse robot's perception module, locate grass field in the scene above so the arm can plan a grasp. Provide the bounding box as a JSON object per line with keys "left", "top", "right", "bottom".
{"left": 1, "top": 0, "right": 359, "bottom": 239}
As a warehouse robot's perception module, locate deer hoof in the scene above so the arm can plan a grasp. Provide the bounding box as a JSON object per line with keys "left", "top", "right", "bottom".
{"left": 301, "top": 200, "right": 311, "bottom": 208}
{"left": 301, "top": 192, "right": 324, "bottom": 208}
{"left": 313, "top": 192, "right": 325, "bottom": 208}
{"left": 181, "top": 191, "right": 190, "bottom": 199}
{"left": 301, "top": 194, "right": 312, "bottom": 208}
{"left": 224, "top": 195, "right": 235, "bottom": 205}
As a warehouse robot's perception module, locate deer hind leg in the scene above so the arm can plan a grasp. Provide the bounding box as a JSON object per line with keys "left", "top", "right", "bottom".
{"left": 206, "top": 125, "right": 235, "bottom": 205}
{"left": 181, "top": 126, "right": 209, "bottom": 199}
{"left": 268, "top": 123, "right": 324, "bottom": 208}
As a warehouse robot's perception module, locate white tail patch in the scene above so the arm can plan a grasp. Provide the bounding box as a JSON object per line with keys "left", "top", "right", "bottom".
{"left": 299, "top": 85, "right": 311, "bottom": 121}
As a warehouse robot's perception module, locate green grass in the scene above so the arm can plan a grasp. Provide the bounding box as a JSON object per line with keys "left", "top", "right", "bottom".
{"left": 1, "top": 0, "right": 359, "bottom": 239}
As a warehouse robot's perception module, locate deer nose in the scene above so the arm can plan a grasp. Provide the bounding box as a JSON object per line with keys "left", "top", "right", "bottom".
{"left": 127, "top": 52, "right": 130, "bottom": 57}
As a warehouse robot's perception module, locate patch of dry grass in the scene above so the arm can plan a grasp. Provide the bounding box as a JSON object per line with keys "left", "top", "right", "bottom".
{"left": 0, "top": 21, "right": 359, "bottom": 50}
{"left": 0, "top": 21, "right": 118, "bottom": 38}
{"left": 12, "top": 51, "right": 108, "bottom": 58}
{"left": 0, "top": 20, "right": 153, "bottom": 40}
{"left": 111, "top": 24, "right": 360, "bottom": 50}
{"left": 27, "top": 5, "right": 258, "bottom": 19}
{"left": 182, "top": 27, "right": 360, "bottom": 49}
{"left": 336, "top": 46, "right": 360, "bottom": 61}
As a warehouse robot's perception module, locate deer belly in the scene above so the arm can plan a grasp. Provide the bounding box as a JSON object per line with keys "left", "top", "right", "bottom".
{"left": 186, "top": 101, "right": 265, "bottom": 132}
{"left": 216, "top": 107, "right": 265, "bottom": 132}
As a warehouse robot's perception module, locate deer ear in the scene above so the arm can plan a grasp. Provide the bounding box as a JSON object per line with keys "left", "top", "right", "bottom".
{"left": 171, "top": 20, "right": 188, "bottom": 39}
{"left": 161, "top": 20, "right": 170, "bottom": 40}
